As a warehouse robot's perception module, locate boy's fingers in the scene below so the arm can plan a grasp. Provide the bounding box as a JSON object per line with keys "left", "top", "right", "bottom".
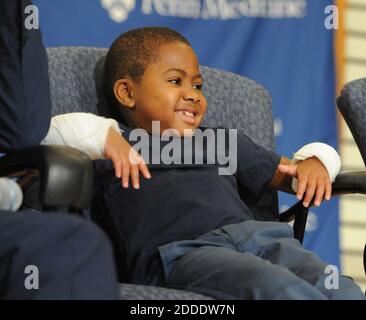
{"left": 314, "top": 180, "right": 325, "bottom": 207}
{"left": 128, "top": 149, "right": 140, "bottom": 165}
{"left": 121, "top": 160, "right": 130, "bottom": 188}
{"left": 325, "top": 180, "right": 332, "bottom": 200}
{"left": 129, "top": 150, "right": 151, "bottom": 180}
{"left": 277, "top": 164, "right": 297, "bottom": 177}
{"left": 139, "top": 161, "right": 151, "bottom": 179}
{"left": 303, "top": 177, "right": 317, "bottom": 207}
{"left": 296, "top": 174, "right": 308, "bottom": 201}
{"left": 130, "top": 165, "right": 140, "bottom": 189}
{"left": 111, "top": 154, "right": 122, "bottom": 178}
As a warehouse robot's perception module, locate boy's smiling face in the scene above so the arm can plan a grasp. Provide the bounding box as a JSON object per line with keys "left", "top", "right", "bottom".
{"left": 117, "top": 41, "right": 207, "bottom": 136}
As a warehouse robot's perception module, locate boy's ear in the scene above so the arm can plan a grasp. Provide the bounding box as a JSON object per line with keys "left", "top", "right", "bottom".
{"left": 113, "top": 79, "right": 135, "bottom": 109}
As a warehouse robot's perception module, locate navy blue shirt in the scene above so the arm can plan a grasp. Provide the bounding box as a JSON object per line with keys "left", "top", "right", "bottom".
{"left": 92, "top": 125, "right": 281, "bottom": 283}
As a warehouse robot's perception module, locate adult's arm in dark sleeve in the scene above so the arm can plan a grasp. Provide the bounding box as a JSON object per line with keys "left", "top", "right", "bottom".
{"left": 0, "top": 0, "right": 51, "bottom": 152}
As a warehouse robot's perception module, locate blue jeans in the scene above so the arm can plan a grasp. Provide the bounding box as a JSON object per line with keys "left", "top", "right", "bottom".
{"left": 158, "top": 220, "right": 365, "bottom": 300}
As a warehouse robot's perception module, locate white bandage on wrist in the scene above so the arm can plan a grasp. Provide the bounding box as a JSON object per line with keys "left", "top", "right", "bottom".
{"left": 291, "top": 142, "right": 341, "bottom": 192}
{"left": 41, "top": 112, "right": 122, "bottom": 159}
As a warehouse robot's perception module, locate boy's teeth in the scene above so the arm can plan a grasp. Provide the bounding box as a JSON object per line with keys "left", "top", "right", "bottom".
{"left": 177, "top": 111, "right": 194, "bottom": 118}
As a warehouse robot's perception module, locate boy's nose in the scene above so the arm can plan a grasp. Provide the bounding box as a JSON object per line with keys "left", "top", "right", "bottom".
{"left": 183, "top": 88, "right": 201, "bottom": 103}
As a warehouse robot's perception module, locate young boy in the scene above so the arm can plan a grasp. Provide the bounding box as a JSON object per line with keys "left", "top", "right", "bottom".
{"left": 45, "top": 27, "right": 364, "bottom": 300}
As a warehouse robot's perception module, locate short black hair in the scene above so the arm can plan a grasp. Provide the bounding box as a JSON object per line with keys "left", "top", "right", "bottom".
{"left": 103, "top": 27, "right": 191, "bottom": 120}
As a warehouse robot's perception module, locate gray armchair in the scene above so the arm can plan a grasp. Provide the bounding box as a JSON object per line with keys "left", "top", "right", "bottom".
{"left": 337, "top": 78, "right": 366, "bottom": 165}
{"left": 45, "top": 47, "right": 366, "bottom": 299}
{"left": 337, "top": 78, "right": 366, "bottom": 276}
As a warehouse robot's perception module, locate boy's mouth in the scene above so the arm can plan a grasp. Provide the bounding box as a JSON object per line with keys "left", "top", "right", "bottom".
{"left": 175, "top": 107, "right": 198, "bottom": 125}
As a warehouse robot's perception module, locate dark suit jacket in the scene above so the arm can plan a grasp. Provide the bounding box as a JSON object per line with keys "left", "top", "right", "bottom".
{"left": 0, "top": 0, "right": 50, "bottom": 152}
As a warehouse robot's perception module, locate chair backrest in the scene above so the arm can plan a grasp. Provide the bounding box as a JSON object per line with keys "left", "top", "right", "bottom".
{"left": 337, "top": 78, "right": 366, "bottom": 167}
{"left": 46, "top": 46, "right": 279, "bottom": 220}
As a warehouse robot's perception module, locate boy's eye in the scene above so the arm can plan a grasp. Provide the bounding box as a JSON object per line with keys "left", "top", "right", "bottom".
{"left": 169, "top": 78, "right": 181, "bottom": 85}
{"left": 193, "top": 84, "right": 203, "bottom": 91}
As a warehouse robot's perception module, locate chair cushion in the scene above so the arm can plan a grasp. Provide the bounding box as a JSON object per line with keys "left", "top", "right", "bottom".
{"left": 47, "top": 47, "right": 106, "bottom": 115}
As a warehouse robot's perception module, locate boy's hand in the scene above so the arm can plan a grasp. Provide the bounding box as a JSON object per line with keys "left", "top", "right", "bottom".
{"left": 104, "top": 127, "right": 151, "bottom": 189}
{"left": 277, "top": 157, "right": 332, "bottom": 207}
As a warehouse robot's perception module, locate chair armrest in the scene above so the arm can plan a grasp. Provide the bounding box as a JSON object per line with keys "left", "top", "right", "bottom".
{"left": 279, "top": 171, "right": 366, "bottom": 243}
{"left": 332, "top": 171, "right": 366, "bottom": 195}
{"left": 280, "top": 170, "right": 366, "bottom": 222}
{"left": 0, "top": 145, "right": 93, "bottom": 209}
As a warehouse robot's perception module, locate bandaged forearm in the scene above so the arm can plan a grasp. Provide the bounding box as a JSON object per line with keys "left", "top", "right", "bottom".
{"left": 291, "top": 142, "right": 341, "bottom": 192}
{"left": 41, "top": 112, "right": 121, "bottom": 159}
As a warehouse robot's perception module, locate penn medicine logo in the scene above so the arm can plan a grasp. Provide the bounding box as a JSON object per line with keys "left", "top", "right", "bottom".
{"left": 101, "top": 0, "right": 307, "bottom": 23}
{"left": 101, "top": 0, "right": 135, "bottom": 22}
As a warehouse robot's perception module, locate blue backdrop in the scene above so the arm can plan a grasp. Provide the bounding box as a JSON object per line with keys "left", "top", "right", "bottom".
{"left": 33, "top": 0, "right": 340, "bottom": 267}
